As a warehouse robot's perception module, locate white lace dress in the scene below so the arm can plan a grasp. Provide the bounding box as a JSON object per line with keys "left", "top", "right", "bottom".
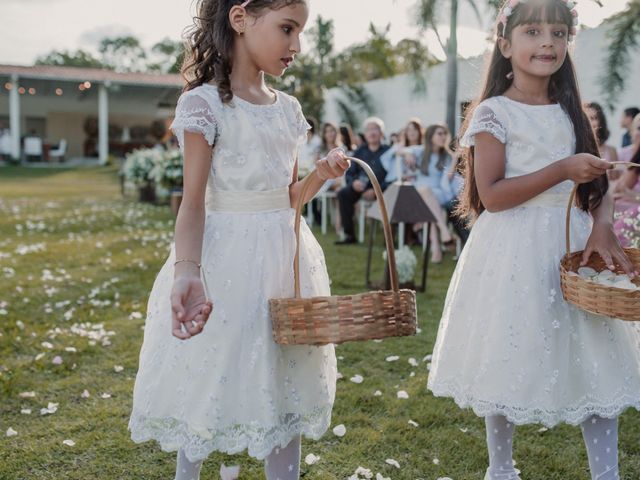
{"left": 129, "top": 84, "right": 337, "bottom": 461}
{"left": 427, "top": 96, "right": 640, "bottom": 427}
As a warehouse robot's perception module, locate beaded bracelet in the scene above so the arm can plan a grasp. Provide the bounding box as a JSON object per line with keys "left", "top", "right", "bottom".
{"left": 174, "top": 259, "right": 201, "bottom": 268}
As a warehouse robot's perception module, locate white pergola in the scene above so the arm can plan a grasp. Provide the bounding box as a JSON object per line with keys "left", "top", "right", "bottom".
{"left": 1, "top": 65, "right": 183, "bottom": 163}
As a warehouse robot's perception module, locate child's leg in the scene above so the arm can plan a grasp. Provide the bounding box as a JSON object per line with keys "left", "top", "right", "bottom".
{"left": 175, "top": 449, "right": 204, "bottom": 480}
{"left": 485, "top": 415, "right": 521, "bottom": 479}
{"left": 580, "top": 415, "right": 619, "bottom": 480}
{"left": 264, "top": 434, "right": 301, "bottom": 480}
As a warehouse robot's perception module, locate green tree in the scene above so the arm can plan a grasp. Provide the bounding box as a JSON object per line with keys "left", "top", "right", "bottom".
{"left": 599, "top": 0, "right": 640, "bottom": 110}
{"left": 35, "top": 49, "right": 105, "bottom": 69}
{"left": 149, "top": 38, "right": 185, "bottom": 74}
{"left": 98, "top": 36, "right": 148, "bottom": 73}
{"left": 415, "top": 0, "right": 502, "bottom": 134}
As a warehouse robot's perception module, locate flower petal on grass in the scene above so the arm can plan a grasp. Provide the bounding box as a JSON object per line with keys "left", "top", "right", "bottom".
{"left": 332, "top": 424, "right": 347, "bottom": 437}
{"left": 350, "top": 374, "right": 364, "bottom": 384}
{"left": 6, "top": 428, "right": 18, "bottom": 437}
{"left": 62, "top": 439, "right": 75, "bottom": 447}
{"left": 304, "top": 453, "right": 320, "bottom": 465}
{"left": 385, "top": 458, "right": 400, "bottom": 468}
{"left": 397, "top": 390, "right": 409, "bottom": 399}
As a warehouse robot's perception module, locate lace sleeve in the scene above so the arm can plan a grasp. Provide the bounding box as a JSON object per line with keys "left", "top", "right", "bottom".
{"left": 170, "top": 91, "right": 219, "bottom": 153}
{"left": 460, "top": 101, "right": 507, "bottom": 147}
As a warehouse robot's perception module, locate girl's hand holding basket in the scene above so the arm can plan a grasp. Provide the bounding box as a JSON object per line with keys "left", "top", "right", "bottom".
{"left": 315, "top": 148, "right": 349, "bottom": 181}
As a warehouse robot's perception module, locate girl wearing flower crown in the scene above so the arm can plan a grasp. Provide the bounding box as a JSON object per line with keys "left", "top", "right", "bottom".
{"left": 427, "top": 1, "right": 640, "bottom": 479}
{"left": 128, "top": 1, "right": 349, "bottom": 479}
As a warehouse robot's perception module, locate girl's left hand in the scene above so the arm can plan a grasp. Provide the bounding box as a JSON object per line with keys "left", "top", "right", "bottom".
{"left": 581, "top": 222, "right": 638, "bottom": 277}
{"left": 316, "top": 148, "right": 350, "bottom": 180}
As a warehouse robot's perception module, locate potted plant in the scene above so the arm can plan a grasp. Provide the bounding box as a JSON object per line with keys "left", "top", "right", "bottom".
{"left": 122, "top": 148, "right": 163, "bottom": 203}
{"left": 151, "top": 149, "right": 184, "bottom": 215}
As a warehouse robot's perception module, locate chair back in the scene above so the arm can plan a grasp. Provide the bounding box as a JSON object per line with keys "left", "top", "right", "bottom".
{"left": 24, "top": 137, "right": 43, "bottom": 155}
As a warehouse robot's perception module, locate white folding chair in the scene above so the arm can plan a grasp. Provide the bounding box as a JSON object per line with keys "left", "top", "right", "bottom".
{"left": 24, "top": 137, "right": 43, "bottom": 161}
{"left": 49, "top": 139, "right": 67, "bottom": 162}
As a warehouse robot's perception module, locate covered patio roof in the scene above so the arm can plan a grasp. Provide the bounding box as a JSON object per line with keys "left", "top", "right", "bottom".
{"left": 0, "top": 65, "right": 186, "bottom": 163}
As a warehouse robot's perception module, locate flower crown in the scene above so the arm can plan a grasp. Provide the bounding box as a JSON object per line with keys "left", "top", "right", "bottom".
{"left": 498, "top": 0, "right": 579, "bottom": 40}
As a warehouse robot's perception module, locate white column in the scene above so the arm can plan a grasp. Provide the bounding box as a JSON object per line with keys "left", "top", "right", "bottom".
{"left": 9, "top": 74, "right": 21, "bottom": 160}
{"left": 98, "top": 83, "right": 109, "bottom": 165}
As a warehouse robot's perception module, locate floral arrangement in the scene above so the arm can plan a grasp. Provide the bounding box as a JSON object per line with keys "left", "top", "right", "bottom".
{"left": 150, "top": 149, "right": 184, "bottom": 190}
{"left": 383, "top": 245, "right": 418, "bottom": 284}
{"left": 615, "top": 206, "right": 640, "bottom": 249}
{"left": 122, "top": 148, "right": 165, "bottom": 186}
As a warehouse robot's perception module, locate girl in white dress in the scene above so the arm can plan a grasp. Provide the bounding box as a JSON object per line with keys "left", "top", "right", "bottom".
{"left": 427, "top": 1, "right": 640, "bottom": 479}
{"left": 128, "top": 1, "right": 349, "bottom": 479}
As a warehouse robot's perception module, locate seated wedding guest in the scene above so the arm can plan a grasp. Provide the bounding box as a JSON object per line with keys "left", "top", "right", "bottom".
{"left": 381, "top": 118, "right": 424, "bottom": 177}
{"left": 621, "top": 107, "right": 640, "bottom": 147}
{"left": 314, "top": 122, "right": 345, "bottom": 231}
{"left": 585, "top": 102, "right": 619, "bottom": 180}
{"left": 336, "top": 117, "right": 390, "bottom": 245}
{"left": 396, "top": 123, "right": 458, "bottom": 262}
{"left": 613, "top": 113, "right": 640, "bottom": 247}
{"left": 339, "top": 123, "right": 357, "bottom": 155}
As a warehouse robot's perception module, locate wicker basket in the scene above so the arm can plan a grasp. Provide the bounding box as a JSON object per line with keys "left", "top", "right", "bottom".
{"left": 560, "top": 184, "right": 640, "bottom": 321}
{"left": 270, "top": 157, "right": 418, "bottom": 345}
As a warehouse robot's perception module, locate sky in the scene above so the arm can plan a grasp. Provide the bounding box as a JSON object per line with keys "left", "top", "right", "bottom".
{"left": 0, "top": 0, "right": 630, "bottom": 66}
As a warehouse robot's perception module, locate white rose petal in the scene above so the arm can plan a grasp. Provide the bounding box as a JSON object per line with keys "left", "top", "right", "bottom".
{"left": 376, "top": 474, "right": 391, "bottom": 480}
{"left": 304, "top": 453, "right": 320, "bottom": 465}
{"left": 62, "top": 439, "right": 75, "bottom": 447}
{"left": 408, "top": 357, "right": 419, "bottom": 367}
{"left": 350, "top": 374, "right": 364, "bottom": 384}
{"left": 336, "top": 372, "right": 344, "bottom": 380}
{"left": 423, "top": 354, "right": 432, "bottom": 362}
{"left": 374, "top": 390, "right": 382, "bottom": 397}
{"left": 354, "top": 467, "right": 373, "bottom": 478}
{"left": 332, "top": 424, "right": 347, "bottom": 437}
{"left": 397, "top": 390, "right": 409, "bottom": 399}
{"left": 114, "top": 365, "right": 124, "bottom": 373}
{"left": 385, "top": 355, "right": 399, "bottom": 362}
{"left": 6, "top": 427, "right": 18, "bottom": 437}
{"left": 433, "top": 458, "right": 440, "bottom": 465}
{"left": 52, "top": 356, "right": 63, "bottom": 365}
{"left": 20, "top": 409, "right": 31, "bottom": 415}
{"left": 81, "top": 390, "right": 90, "bottom": 398}
{"left": 538, "top": 427, "right": 548, "bottom": 433}
{"left": 100, "top": 393, "right": 112, "bottom": 399}
{"left": 385, "top": 458, "right": 400, "bottom": 469}
{"left": 35, "top": 353, "right": 46, "bottom": 361}
{"left": 19, "top": 391, "right": 36, "bottom": 398}
{"left": 408, "top": 419, "right": 419, "bottom": 427}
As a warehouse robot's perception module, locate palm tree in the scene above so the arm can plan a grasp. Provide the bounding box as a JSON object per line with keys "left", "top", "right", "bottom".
{"left": 599, "top": 0, "right": 640, "bottom": 110}
{"left": 415, "top": 0, "right": 502, "bottom": 134}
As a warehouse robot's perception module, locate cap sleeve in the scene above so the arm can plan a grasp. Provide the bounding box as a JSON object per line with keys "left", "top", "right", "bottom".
{"left": 170, "top": 90, "right": 219, "bottom": 152}
{"left": 460, "top": 99, "right": 508, "bottom": 147}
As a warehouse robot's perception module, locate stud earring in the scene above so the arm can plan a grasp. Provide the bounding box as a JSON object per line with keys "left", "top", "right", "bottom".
{"left": 506, "top": 71, "right": 514, "bottom": 80}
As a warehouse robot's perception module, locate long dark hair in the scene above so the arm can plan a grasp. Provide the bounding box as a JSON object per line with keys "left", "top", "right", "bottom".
{"left": 585, "top": 102, "right": 611, "bottom": 145}
{"left": 457, "top": 0, "right": 606, "bottom": 220}
{"left": 181, "top": 0, "right": 304, "bottom": 103}
{"left": 339, "top": 124, "right": 356, "bottom": 151}
{"left": 404, "top": 119, "right": 424, "bottom": 146}
{"left": 321, "top": 122, "right": 342, "bottom": 153}
{"left": 421, "top": 124, "right": 451, "bottom": 175}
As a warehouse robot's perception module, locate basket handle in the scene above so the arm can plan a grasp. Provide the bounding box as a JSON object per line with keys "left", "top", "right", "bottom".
{"left": 565, "top": 162, "right": 640, "bottom": 256}
{"left": 293, "top": 157, "right": 399, "bottom": 298}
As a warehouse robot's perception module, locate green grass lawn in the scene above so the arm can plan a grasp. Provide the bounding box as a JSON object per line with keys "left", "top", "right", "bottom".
{"left": 1, "top": 166, "right": 639, "bottom": 479}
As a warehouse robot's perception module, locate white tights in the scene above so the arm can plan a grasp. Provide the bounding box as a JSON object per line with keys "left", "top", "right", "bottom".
{"left": 485, "top": 415, "right": 619, "bottom": 480}
{"left": 174, "top": 434, "right": 301, "bottom": 480}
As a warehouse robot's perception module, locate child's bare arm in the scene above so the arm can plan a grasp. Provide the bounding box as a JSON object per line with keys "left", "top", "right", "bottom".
{"left": 474, "top": 132, "right": 611, "bottom": 213}
{"left": 170, "top": 131, "right": 214, "bottom": 339}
